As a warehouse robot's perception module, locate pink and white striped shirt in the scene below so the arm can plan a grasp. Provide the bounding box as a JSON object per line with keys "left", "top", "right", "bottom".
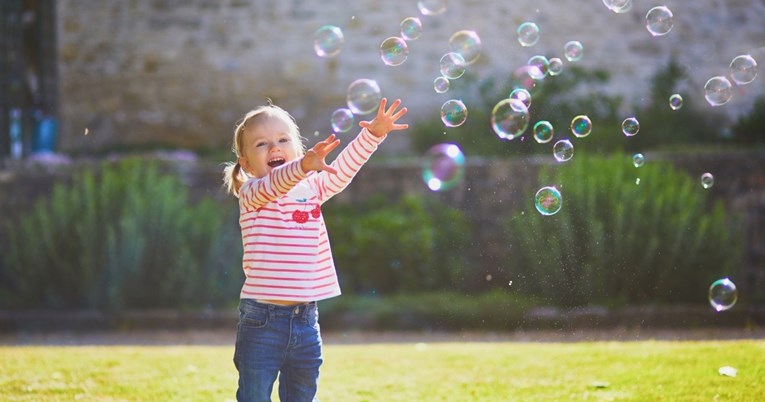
{"left": 237, "top": 128, "right": 384, "bottom": 302}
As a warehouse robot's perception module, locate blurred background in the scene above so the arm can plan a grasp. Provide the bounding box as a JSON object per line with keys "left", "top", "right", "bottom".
{"left": 0, "top": 0, "right": 764, "bottom": 333}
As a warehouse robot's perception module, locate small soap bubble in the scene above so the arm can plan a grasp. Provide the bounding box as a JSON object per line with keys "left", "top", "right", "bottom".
{"left": 535, "top": 186, "right": 562, "bottom": 216}
{"left": 548, "top": 58, "right": 563, "bottom": 76}
{"left": 603, "top": 0, "right": 632, "bottom": 13}
{"left": 486, "top": 274, "right": 493, "bottom": 281}
{"left": 553, "top": 139, "right": 574, "bottom": 162}
{"left": 400, "top": 17, "right": 423, "bottom": 41}
{"left": 440, "top": 52, "right": 467, "bottom": 79}
{"left": 646, "top": 6, "right": 674, "bottom": 36}
{"left": 422, "top": 143, "right": 465, "bottom": 191}
{"left": 704, "top": 76, "right": 733, "bottom": 106}
{"left": 346, "top": 78, "right": 382, "bottom": 115}
{"left": 330, "top": 108, "right": 354, "bottom": 133}
{"left": 669, "top": 94, "right": 684, "bottom": 110}
{"left": 570, "top": 115, "right": 592, "bottom": 137}
{"left": 527, "top": 55, "right": 550, "bottom": 79}
{"left": 708, "top": 278, "right": 737, "bottom": 312}
{"left": 564, "top": 41, "right": 584, "bottom": 62}
{"left": 636, "top": 177, "right": 641, "bottom": 185}
{"left": 509, "top": 88, "right": 532, "bottom": 108}
{"left": 632, "top": 153, "right": 645, "bottom": 168}
{"left": 379, "top": 37, "right": 409, "bottom": 66}
{"left": 313, "top": 25, "right": 344, "bottom": 57}
{"left": 622, "top": 117, "right": 640, "bottom": 137}
{"left": 517, "top": 22, "right": 540, "bottom": 47}
{"left": 729, "top": 54, "right": 758, "bottom": 85}
{"left": 491, "top": 98, "right": 530, "bottom": 140}
{"left": 440, "top": 99, "right": 468, "bottom": 127}
{"left": 417, "top": 0, "right": 446, "bottom": 16}
{"left": 449, "top": 30, "right": 482, "bottom": 65}
{"left": 533, "top": 121, "right": 554, "bottom": 144}
{"left": 701, "top": 172, "right": 714, "bottom": 189}
{"left": 434, "top": 76, "right": 450, "bottom": 93}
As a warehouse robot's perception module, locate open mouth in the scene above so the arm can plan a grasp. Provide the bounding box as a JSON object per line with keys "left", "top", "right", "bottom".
{"left": 267, "top": 157, "right": 286, "bottom": 168}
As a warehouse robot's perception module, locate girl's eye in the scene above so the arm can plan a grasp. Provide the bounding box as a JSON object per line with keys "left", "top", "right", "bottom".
{"left": 279, "top": 138, "right": 291, "bottom": 143}
{"left": 256, "top": 142, "right": 267, "bottom": 147}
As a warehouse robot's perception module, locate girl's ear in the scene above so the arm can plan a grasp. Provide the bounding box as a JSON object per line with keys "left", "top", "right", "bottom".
{"left": 238, "top": 156, "right": 251, "bottom": 175}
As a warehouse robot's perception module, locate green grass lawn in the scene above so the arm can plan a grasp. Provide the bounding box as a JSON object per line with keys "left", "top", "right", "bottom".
{"left": 1, "top": 339, "right": 763, "bottom": 401}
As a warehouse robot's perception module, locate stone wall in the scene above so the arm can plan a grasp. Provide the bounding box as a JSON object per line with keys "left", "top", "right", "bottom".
{"left": 56, "top": 0, "right": 765, "bottom": 153}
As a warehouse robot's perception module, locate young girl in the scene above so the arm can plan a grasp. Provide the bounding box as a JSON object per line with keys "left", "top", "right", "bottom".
{"left": 223, "top": 98, "right": 408, "bottom": 401}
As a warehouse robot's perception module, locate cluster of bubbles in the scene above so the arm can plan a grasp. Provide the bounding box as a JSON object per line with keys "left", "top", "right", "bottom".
{"left": 705, "top": 55, "right": 758, "bottom": 107}
{"left": 312, "top": 0, "right": 755, "bottom": 312}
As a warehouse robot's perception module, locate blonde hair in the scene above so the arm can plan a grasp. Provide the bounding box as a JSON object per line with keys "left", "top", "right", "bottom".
{"left": 222, "top": 102, "right": 306, "bottom": 197}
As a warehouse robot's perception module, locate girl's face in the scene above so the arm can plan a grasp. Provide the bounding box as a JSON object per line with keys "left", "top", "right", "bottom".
{"left": 239, "top": 116, "right": 300, "bottom": 179}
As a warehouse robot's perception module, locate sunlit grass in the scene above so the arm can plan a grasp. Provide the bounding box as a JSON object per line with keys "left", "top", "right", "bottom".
{"left": 1, "top": 340, "right": 763, "bottom": 401}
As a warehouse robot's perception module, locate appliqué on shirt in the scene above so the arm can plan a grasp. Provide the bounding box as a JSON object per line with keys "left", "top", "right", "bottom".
{"left": 292, "top": 197, "right": 320, "bottom": 223}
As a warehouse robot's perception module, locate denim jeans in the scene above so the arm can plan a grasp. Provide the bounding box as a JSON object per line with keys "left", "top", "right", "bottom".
{"left": 233, "top": 299, "right": 322, "bottom": 402}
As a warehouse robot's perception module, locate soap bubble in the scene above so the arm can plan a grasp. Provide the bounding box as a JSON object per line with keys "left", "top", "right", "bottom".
{"left": 313, "top": 25, "right": 344, "bottom": 57}
{"left": 434, "top": 76, "right": 450, "bottom": 93}
{"left": 729, "top": 54, "right": 758, "bottom": 85}
{"left": 527, "top": 55, "right": 550, "bottom": 79}
{"left": 449, "top": 30, "right": 482, "bottom": 64}
{"left": 646, "top": 6, "right": 674, "bottom": 36}
{"left": 509, "top": 88, "right": 532, "bottom": 108}
{"left": 517, "top": 22, "right": 540, "bottom": 47}
{"left": 400, "top": 17, "right": 423, "bottom": 41}
{"left": 417, "top": 0, "right": 446, "bottom": 16}
{"left": 330, "top": 108, "right": 354, "bottom": 133}
{"left": 701, "top": 172, "right": 714, "bottom": 189}
{"left": 564, "top": 41, "right": 584, "bottom": 62}
{"left": 622, "top": 117, "right": 639, "bottom": 137}
{"left": 491, "top": 98, "right": 530, "bottom": 140}
{"left": 346, "top": 79, "right": 382, "bottom": 115}
{"left": 533, "top": 121, "right": 554, "bottom": 144}
{"left": 422, "top": 143, "right": 465, "bottom": 191}
{"left": 509, "top": 65, "right": 541, "bottom": 94}
{"left": 603, "top": 0, "right": 632, "bottom": 13}
{"left": 570, "top": 115, "right": 592, "bottom": 138}
{"left": 440, "top": 52, "right": 467, "bottom": 79}
{"left": 440, "top": 99, "right": 468, "bottom": 127}
{"left": 548, "top": 58, "right": 563, "bottom": 76}
{"left": 553, "top": 139, "right": 574, "bottom": 162}
{"left": 379, "top": 37, "right": 409, "bottom": 66}
{"left": 704, "top": 76, "right": 733, "bottom": 107}
{"left": 535, "top": 186, "right": 562, "bottom": 216}
{"left": 669, "top": 94, "right": 684, "bottom": 110}
{"left": 708, "top": 278, "right": 737, "bottom": 312}
{"left": 632, "top": 153, "right": 645, "bottom": 168}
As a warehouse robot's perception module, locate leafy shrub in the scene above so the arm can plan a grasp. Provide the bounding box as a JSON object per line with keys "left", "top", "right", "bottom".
{"left": 323, "top": 194, "right": 472, "bottom": 294}
{"left": 732, "top": 95, "right": 765, "bottom": 146}
{"left": 1, "top": 159, "right": 242, "bottom": 311}
{"left": 503, "top": 153, "right": 741, "bottom": 307}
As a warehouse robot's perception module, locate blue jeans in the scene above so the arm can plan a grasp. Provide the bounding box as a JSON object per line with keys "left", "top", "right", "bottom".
{"left": 233, "top": 299, "right": 323, "bottom": 402}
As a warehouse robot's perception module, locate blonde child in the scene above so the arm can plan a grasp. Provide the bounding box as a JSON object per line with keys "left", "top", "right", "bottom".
{"left": 223, "top": 98, "right": 408, "bottom": 401}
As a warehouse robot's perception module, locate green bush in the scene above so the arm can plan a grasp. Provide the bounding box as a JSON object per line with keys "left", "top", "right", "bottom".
{"left": 503, "top": 153, "right": 741, "bottom": 307}
{"left": 1, "top": 159, "right": 242, "bottom": 311}
{"left": 732, "top": 95, "right": 765, "bottom": 146}
{"left": 323, "top": 194, "right": 472, "bottom": 294}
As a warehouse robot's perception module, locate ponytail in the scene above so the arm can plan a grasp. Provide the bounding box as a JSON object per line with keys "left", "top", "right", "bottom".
{"left": 222, "top": 161, "right": 246, "bottom": 198}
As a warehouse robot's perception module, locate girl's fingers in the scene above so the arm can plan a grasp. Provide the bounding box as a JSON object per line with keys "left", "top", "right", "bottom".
{"left": 377, "top": 98, "right": 388, "bottom": 115}
{"left": 391, "top": 107, "right": 408, "bottom": 120}
{"left": 386, "top": 99, "right": 402, "bottom": 115}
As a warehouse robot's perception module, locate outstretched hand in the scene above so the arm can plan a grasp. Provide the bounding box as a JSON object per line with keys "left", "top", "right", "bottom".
{"left": 359, "top": 98, "right": 409, "bottom": 138}
{"left": 300, "top": 134, "right": 341, "bottom": 174}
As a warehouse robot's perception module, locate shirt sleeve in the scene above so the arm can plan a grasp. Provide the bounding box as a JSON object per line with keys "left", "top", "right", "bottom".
{"left": 239, "top": 159, "right": 308, "bottom": 210}
{"left": 308, "top": 128, "right": 385, "bottom": 203}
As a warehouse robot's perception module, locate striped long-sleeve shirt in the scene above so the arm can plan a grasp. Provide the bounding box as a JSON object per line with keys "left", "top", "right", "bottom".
{"left": 237, "top": 128, "right": 384, "bottom": 302}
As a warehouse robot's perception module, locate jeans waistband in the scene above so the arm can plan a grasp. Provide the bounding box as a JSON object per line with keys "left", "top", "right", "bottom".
{"left": 241, "top": 298, "right": 316, "bottom": 317}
